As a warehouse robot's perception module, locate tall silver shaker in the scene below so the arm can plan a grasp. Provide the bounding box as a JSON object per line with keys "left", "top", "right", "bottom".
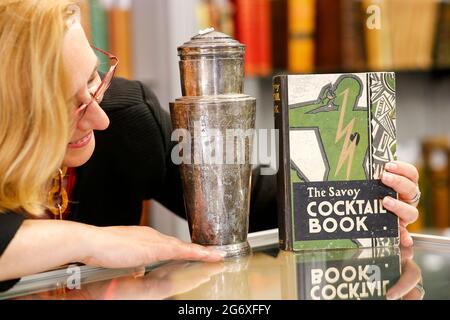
{"left": 170, "top": 29, "right": 256, "bottom": 257}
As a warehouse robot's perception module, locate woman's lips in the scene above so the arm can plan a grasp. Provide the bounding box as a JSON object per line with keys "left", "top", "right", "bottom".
{"left": 68, "top": 132, "right": 92, "bottom": 149}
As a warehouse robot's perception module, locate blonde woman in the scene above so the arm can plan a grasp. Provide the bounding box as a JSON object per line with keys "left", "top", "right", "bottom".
{"left": 0, "top": 0, "right": 225, "bottom": 289}
{"left": 0, "top": 0, "right": 421, "bottom": 291}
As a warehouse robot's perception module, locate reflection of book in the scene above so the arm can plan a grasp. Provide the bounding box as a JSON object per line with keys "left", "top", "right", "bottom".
{"left": 280, "top": 247, "right": 401, "bottom": 300}
{"left": 274, "top": 72, "right": 399, "bottom": 250}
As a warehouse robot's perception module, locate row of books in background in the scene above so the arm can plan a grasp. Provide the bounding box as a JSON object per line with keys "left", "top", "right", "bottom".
{"left": 79, "top": 0, "right": 133, "bottom": 79}
{"left": 80, "top": 0, "right": 450, "bottom": 79}
{"left": 199, "top": 0, "right": 450, "bottom": 76}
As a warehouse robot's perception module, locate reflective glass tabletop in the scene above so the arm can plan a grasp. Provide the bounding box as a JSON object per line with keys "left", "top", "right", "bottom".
{"left": 1, "top": 229, "right": 449, "bottom": 300}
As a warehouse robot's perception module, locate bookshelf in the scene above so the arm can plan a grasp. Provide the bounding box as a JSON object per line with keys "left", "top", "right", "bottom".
{"left": 81, "top": 0, "right": 450, "bottom": 236}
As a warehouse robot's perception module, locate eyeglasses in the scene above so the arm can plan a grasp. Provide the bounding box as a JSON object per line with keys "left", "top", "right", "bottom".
{"left": 74, "top": 45, "right": 119, "bottom": 122}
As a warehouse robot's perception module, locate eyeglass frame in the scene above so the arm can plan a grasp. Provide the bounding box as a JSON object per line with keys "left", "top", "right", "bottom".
{"left": 75, "top": 45, "right": 119, "bottom": 121}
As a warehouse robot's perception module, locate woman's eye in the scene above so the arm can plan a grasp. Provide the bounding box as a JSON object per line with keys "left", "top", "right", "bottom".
{"left": 88, "top": 72, "right": 100, "bottom": 87}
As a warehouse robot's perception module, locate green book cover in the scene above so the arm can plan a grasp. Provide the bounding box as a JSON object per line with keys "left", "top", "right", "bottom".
{"left": 89, "top": 0, "right": 110, "bottom": 73}
{"left": 273, "top": 72, "right": 399, "bottom": 251}
{"left": 280, "top": 247, "right": 401, "bottom": 300}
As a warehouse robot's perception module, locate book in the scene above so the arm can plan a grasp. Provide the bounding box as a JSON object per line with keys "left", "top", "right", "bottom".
{"left": 287, "top": 0, "right": 316, "bottom": 73}
{"left": 280, "top": 247, "right": 401, "bottom": 300}
{"left": 434, "top": 0, "right": 450, "bottom": 69}
{"left": 79, "top": 0, "right": 91, "bottom": 41}
{"left": 362, "top": 0, "right": 392, "bottom": 71}
{"left": 387, "top": 0, "right": 438, "bottom": 71}
{"left": 234, "top": 0, "right": 272, "bottom": 76}
{"left": 271, "top": 0, "right": 288, "bottom": 71}
{"left": 88, "top": 0, "right": 110, "bottom": 73}
{"left": 108, "top": 0, "right": 133, "bottom": 79}
{"left": 315, "top": 0, "right": 342, "bottom": 72}
{"left": 273, "top": 72, "right": 400, "bottom": 251}
{"left": 340, "top": 0, "right": 366, "bottom": 71}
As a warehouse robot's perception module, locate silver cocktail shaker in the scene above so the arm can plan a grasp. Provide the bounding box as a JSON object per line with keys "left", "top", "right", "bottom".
{"left": 170, "top": 29, "right": 256, "bottom": 257}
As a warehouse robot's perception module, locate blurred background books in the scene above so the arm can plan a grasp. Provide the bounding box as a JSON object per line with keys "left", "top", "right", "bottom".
{"left": 79, "top": 0, "right": 450, "bottom": 237}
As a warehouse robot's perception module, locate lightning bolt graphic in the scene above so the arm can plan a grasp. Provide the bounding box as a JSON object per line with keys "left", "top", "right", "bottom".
{"left": 335, "top": 88, "right": 358, "bottom": 179}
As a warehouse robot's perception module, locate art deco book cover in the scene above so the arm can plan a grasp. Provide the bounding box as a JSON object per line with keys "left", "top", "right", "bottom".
{"left": 273, "top": 72, "right": 399, "bottom": 250}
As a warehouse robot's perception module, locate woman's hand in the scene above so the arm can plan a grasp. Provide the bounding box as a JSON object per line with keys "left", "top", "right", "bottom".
{"left": 381, "top": 160, "right": 420, "bottom": 247}
{"left": 81, "top": 225, "right": 226, "bottom": 269}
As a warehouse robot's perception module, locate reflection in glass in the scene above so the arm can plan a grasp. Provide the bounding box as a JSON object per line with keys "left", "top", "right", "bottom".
{"left": 279, "top": 247, "right": 401, "bottom": 300}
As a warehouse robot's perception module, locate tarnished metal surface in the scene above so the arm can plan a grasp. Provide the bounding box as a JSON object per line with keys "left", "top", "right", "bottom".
{"left": 170, "top": 98, "right": 255, "bottom": 255}
{"left": 171, "top": 29, "right": 256, "bottom": 257}
{"left": 178, "top": 30, "right": 245, "bottom": 96}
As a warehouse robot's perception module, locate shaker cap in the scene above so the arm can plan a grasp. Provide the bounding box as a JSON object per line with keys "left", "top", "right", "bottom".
{"left": 178, "top": 28, "right": 244, "bottom": 57}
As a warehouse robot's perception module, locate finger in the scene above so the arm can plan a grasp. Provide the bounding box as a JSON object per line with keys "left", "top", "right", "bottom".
{"left": 385, "top": 161, "right": 419, "bottom": 184}
{"left": 147, "top": 232, "right": 227, "bottom": 263}
{"left": 400, "top": 242, "right": 414, "bottom": 260}
{"left": 383, "top": 196, "right": 419, "bottom": 226}
{"left": 386, "top": 260, "right": 421, "bottom": 300}
{"left": 381, "top": 172, "right": 418, "bottom": 201}
{"left": 402, "top": 287, "right": 425, "bottom": 300}
{"left": 171, "top": 242, "right": 226, "bottom": 262}
{"left": 400, "top": 225, "right": 414, "bottom": 247}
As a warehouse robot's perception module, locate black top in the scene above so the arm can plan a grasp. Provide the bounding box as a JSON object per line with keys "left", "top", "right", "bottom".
{"left": 0, "top": 77, "right": 277, "bottom": 291}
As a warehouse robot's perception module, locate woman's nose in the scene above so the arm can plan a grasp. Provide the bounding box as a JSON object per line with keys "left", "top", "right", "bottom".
{"left": 76, "top": 100, "right": 110, "bottom": 131}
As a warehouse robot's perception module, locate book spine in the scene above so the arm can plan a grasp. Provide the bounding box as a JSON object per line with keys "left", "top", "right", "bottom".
{"left": 273, "top": 75, "right": 293, "bottom": 250}
{"left": 363, "top": 0, "right": 392, "bottom": 70}
{"left": 434, "top": 0, "right": 450, "bottom": 68}
{"left": 340, "top": 0, "right": 366, "bottom": 71}
{"left": 79, "top": 0, "right": 91, "bottom": 41}
{"left": 315, "top": 0, "right": 342, "bottom": 71}
{"left": 287, "top": 0, "right": 316, "bottom": 73}
{"left": 235, "top": 0, "right": 259, "bottom": 76}
{"left": 89, "top": 0, "right": 110, "bottom": 73}
{"left": 271, "top": 0, "right": 288, "bottom": 71}
{"left": 108, "top": 0, "right": 133, "bottom": 79}
{"left": 256, "top": 0, "right": 272, "bottom": 76}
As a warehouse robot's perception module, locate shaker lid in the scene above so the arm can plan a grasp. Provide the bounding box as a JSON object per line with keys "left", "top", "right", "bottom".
{"left": 178, "top": 27, "right": 244, "bottom": 57}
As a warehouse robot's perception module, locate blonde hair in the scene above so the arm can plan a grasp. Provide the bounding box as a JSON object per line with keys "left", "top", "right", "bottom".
{"left": 0, "top": 0, "right": 78, "bottom": 216}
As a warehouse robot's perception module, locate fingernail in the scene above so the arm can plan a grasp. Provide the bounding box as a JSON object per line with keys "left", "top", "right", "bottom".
{"left": 382, "top": 172, "right": 393, "bottom": 183}
{"left": 215, "top": 250, "right": 227, "bottom": 258}
{"left": 383, "top": 196, "right": 395, "bottom": 208}
{"left": 385, "top": 162, "right": 397, "bottom": 171}
{"left": 202, "top": 248, "right": 227, "bottom": 258}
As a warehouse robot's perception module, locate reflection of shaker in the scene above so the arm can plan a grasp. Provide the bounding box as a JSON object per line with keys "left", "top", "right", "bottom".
{"left": 170, "top": 29, "right": 256, "bottom": 257}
